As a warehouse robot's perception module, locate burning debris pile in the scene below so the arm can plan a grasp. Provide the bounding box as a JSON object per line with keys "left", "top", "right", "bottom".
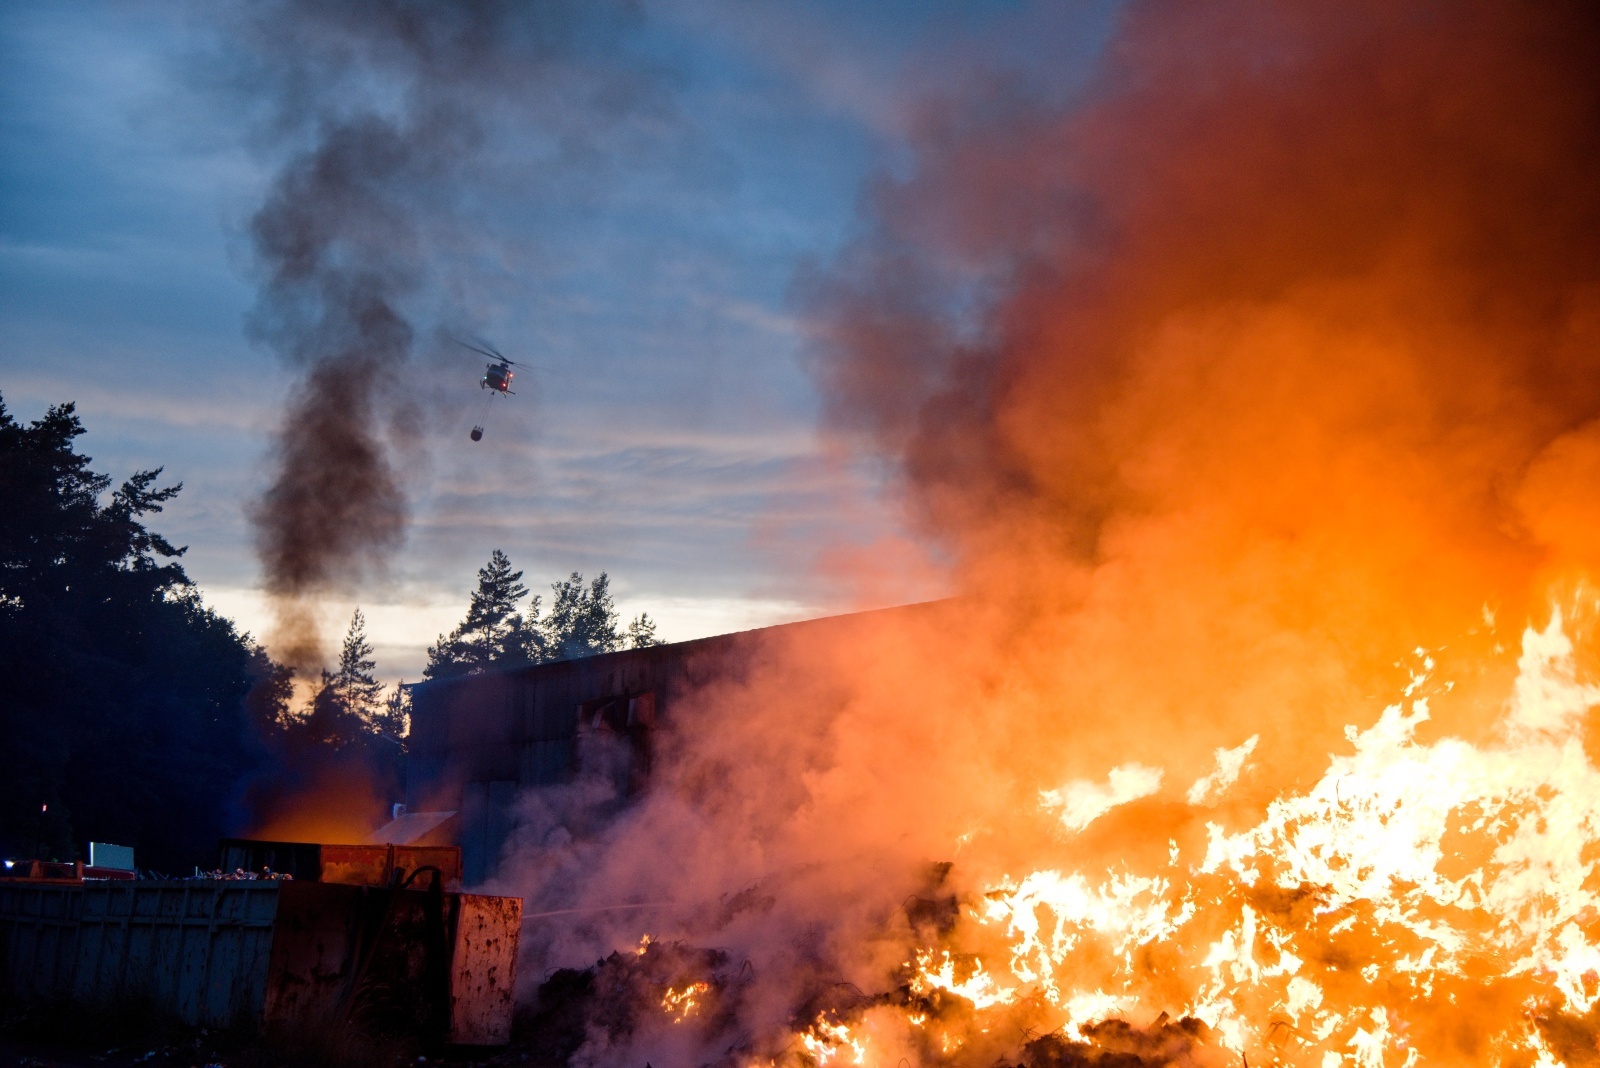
{"left": 520, "top": 939, "right": 739, "bottom": 1066}
{"left": 768, "top": 614, "right": 1600, "bottom": 1066}
{"left": 504, "top": 617, "right": 1599, "bottom": 1060}
{"left": 506, "top": 855, "right": 1236, "bottom": 1066}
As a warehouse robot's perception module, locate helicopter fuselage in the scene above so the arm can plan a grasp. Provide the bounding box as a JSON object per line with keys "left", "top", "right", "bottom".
{"left": 482, "top": 363, "right": 514, "bottom": 393}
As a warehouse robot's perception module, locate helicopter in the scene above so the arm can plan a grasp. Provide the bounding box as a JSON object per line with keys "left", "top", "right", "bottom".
{"left": 457, "top": 339, "right": 517, "bottom": 441}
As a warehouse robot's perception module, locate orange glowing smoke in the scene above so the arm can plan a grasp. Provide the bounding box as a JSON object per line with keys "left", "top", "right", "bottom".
{"left": 242, "top": 760, "right": 390, "bottom": 845}
{"left": 499, "top": 2, "right": 1600, "bottom": 1065}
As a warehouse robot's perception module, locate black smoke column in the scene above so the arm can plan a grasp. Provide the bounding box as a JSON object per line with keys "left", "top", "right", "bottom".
{"left": 251, "top": 114, "right": 429, "bottom": 669}
{"left": 233, "top": 0, "right": 657, "bottom": 669}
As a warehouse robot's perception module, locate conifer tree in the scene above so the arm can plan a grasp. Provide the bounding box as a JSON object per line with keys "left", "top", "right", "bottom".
{"left": 424, "top": 550, "right": 542, "bottom": 678}
{"left": 303, "top": 608, "right": 382, "bottom": 747}
{"left": 625, "top": 612, "right": 662, "bottom": 648}
{"left": 425, "top": 557, "right": 664, "bottom": 676}
{"left": 332, "top": 608, "right": 384, "bottom": 719}
{"left": 541, "top": 571, "right": 621, "bottom": 660}
{"left": 372, "top": 681, "right": 411, "bottom": 742}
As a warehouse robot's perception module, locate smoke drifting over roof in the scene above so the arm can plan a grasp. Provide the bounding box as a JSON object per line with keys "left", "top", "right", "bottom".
{"left": 233, "top": 0, "right": 661, "bottom": 669}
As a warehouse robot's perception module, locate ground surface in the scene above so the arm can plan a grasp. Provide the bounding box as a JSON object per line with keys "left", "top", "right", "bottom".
{"left": 0, "top": 1012, "right": 548, "bottom": 1068}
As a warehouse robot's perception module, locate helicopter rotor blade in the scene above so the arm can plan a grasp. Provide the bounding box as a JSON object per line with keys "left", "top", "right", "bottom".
{"left": 454, "top": 337, "right": 514, "bottom": 364}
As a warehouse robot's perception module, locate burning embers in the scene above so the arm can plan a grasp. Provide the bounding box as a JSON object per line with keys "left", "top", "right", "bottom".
{"left": 684, "top": 609, "right": 1597, "bottom": 1066}
{"left": 523, "top": 938, "right": 740, "bottom": 1064}
{"left": 663, "top": 980, "right": 713, "bottom": 1024}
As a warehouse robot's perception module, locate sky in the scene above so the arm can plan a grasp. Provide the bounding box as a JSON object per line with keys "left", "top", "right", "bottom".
{"left": 0, "top": 0, "right": 1116, "bottom": 680}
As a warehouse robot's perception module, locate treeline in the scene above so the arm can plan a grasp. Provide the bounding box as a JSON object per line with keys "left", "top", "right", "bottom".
{"left": 0, "top": 395, "right": 662, "bottom": 871}
{"left": 424, "top": 550, "right": 660, "bottom": 680}
{"left": 288, "top": 551, "right": 662, "bottom": 746}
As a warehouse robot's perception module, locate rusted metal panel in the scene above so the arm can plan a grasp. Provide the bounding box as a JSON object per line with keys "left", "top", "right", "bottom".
{"left": 317, "top": 843, "right": 461, "bottom": 889}
{"left": 447, "top": 893, "right": 521, "bottom": 1045}
{"left": 317, "top": 845, "right": 392, "bottom": 889}
{"left": 259, "top": 880, "right": 363, "bottom": 1027}
{"left": 265, "top": 880, "right": 449, "bottom": 1036}
{"left": 393, "top": 847, "right": 462, "bottom": 889}
{"left": 265, "top": 880, "right": 517, "bottom": 1043}
{"left": 347, "top": 885, "right": 451, "bottom": 1038}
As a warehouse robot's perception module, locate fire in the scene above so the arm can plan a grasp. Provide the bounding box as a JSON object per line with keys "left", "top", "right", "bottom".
{"left": 661, "top": 980, "right": 710, "bottom": 1023}
{"left": 800, "top": 1016, "right": 868, "bottom": 1065}
{"left": 770, "top": 606, "right": 1600, "bottom": 1065}
{"left": 908, "top": 950, "right": 1015, "bottom": 1010}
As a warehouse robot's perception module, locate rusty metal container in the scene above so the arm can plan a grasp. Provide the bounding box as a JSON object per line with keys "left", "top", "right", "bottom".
{"left": 447, "top": 893, "right": 521, "bottom": 1045}
{"left": 0, "top": 880, "right": 281, "bottom": 1023}
{"left": 214, "top": 839, "right": 322, "bottom": 881}
{"left": 317, "top": 843, "right": 462, "bottom": 890}
{"left": 0, "top": 879, "right": 519, "bottom": 1045}
{"left": 216, "top": 839, "right": 462, "bottom": 890}
{"left": 75, "top": 881, "right": 281, "bottom": 1026}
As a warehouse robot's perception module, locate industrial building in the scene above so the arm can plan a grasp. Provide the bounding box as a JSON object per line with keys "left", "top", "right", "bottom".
{"left": 406, "top": 606, "right": 925, "bottom": 884}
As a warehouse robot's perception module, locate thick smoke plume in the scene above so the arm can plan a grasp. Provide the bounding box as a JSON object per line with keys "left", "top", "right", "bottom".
{"left": 492, "top": 1, "right": 1600, "bottom": 1064}
{"left": 798, "top": 0, "right": 1600, "bottom": 768}
{"left": 235, "top": 0, "right": 656, "bottom": 669}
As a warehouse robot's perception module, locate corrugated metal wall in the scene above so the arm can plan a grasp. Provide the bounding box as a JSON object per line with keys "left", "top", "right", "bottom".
{"left": 0, "top": 881, "right": 280, "bottom": 1026}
